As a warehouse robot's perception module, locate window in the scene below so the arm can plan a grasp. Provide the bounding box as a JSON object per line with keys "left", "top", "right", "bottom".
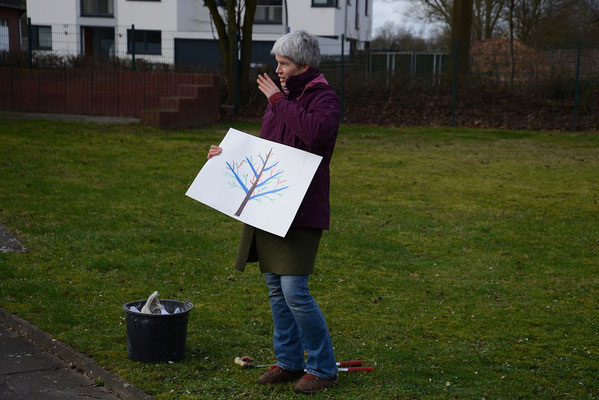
{"left": 127, "top": 29, "right": 161, "bottom": 55}
{"left": 355, "top": 0, "right": 359, "bottom": 29}
{"left": 81, "top": 0, "right": 114, "bottom": 17}
{"left": 255, "top": 0, "right": 283, "bottom": 24}
{"left": 31, "top": 25, "right": 52, "bottom": 50}
{"left": 82, "top": 26, "right": 114, "bottom": 57}
{"left": 0, "top": 20, "right": 8, "bottom": 52}
{"left": 126, "top": 0, "right": 160, "bottom": 1}
{"left": 312, "top": 0, "right": 338, "bottom": 7}
{"left": 365, "top": 0, "right": 369, "bottom": 16}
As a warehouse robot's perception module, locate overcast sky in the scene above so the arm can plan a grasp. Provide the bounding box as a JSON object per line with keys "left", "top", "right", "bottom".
{"left": 372, "top": 0, "right": 442, "bottom": 38}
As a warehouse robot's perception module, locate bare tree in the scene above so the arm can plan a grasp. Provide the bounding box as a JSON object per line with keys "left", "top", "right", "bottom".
{"left": 410, "top": 0, "right": 454, "bottom": 28}
{"left": 473, "top": 0, "right": 506, "bottom": 39}
{"left": 408, "top": 0, "right": 506, "bottom": 39}
{"left": 452, "top": 0, "right": 474, "bottom": 76}
{"left": 415, "top": 0, "right": 453, "bottom": 27}
{"left": 583, "top": 0, "right": 599, "bottom": 42}
{"left": 204, "top": 0, "right": 258, "bottom": 105}
{"left": 511, "top": 0, "right": 551, "bottom": 42}
{"left": 510, "top": 0, "right": 591, "bottom": 43}
{"left": 370, "top": 21, "right": 420, "bottom": 49}
{"left": 409, "top": 0, "right": 595, "bottom": 43}
{"left": 589, "top": 0, "right": 599, "bottom": 23}
{"left": 507, "top": 0, "right": 518, "bottom": 82}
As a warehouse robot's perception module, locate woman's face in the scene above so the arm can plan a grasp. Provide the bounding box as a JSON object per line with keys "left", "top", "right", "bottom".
{"left": 275, "top": 55, "right": 309, "bottom": 88}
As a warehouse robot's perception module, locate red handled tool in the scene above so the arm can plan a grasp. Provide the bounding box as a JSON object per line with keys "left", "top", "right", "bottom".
{"left": 234, "top": 356, "right": 374, "bottom": 372}
{"left": 338, "top": 366, "right": 375, "bottom": 372}
{"left": 234, "top": 356, "right": 271, "bottom": 368}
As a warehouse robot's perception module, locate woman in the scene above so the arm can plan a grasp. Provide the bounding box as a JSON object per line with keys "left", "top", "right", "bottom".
{"left": 207, "top": 29, "right": 340, "bottom": 394}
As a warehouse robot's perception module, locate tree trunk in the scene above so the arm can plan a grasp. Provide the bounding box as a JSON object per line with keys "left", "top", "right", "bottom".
{"left": 239, "top": 0, "right": 257, "bottom": 104}
{"left": 204, "top": 0, "right": 233, "bottom": 103}
{"left": 451, "top": 0, "right": 474, "bottom": 77}
{"left": 509, "top": 0, "right": 516, "bottom": 85}
{"left": 203, "top": 1, "right": 258, "bottom": 106}
{"left": 484, "top": 0, "right": 493, "bottom": 38}
{"left": 474, "top": 0, "right": 483, "bottom": 40}
{"left": 234, "top": 148, "right": 273, "bottom": 217}
{"left": 226, "top": 0, "right": 238, "bottom": 105}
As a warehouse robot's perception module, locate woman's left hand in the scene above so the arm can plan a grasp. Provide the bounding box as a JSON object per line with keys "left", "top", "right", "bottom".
{"left": 257, "top": 73, "right": 281, "bottom": 99}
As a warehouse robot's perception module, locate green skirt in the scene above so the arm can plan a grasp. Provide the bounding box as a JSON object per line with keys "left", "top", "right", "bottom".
{"left": 234, "top": 224, "right": 322, "bottom": 275}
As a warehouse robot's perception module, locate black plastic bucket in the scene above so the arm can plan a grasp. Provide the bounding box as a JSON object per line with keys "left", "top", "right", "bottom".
{"left": 123, "top": 299, "right": 193, "bottom": 363}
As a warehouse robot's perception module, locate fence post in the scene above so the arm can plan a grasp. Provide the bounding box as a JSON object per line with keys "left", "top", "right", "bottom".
{"left": 451, "top": 36, "right": 457, "bottom": 128}
{"left": 573, "top": 39, "right": 581, "bottom": 132}
{"left": 27, "top": 17, "right": 32, "bottom": 69}
{"left": 131, "top": 24, "right": 136, "bottom": 72}
{"left": 340, "top": 33, "right": 344, "bottom": 122}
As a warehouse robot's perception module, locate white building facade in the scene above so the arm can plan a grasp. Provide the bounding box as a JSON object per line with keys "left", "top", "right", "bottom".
{"left": 25, "top": 0, "right": 372, "bottom": 67}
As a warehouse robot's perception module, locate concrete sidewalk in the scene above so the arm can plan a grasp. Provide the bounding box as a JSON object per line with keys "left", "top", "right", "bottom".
{"left": 0, "top": 111, "right": 140, "bottom": 125}
{"left": 0, "top": 309, "right": 151, "bottom": 400}
{"left": 0, "top": 321, "right": 120, "bottom": 399}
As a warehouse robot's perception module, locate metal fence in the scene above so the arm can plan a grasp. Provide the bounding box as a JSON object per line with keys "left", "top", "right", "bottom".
{"left": 0, "top": 20, "right": 289, "bottom": 70}
{"left": 1, "top": 20, "right": 598, "bottom": 130}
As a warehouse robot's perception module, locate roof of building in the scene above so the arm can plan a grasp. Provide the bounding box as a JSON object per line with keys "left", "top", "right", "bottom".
{"left": 0, "top": 0, "right": 26, "bottom": 10}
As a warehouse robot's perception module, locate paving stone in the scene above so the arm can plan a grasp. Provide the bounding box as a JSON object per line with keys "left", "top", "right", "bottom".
{"left": 0, "top": 223, "right": 26, "bottom": 253}
{"left": 9, "top": 385, "right": 119, "bottom": 400}
{"left": 0, "top": 351, "right": 63, "bottom": 375}
{"left": 4, "top": 367, "right": 97, "bottom": 393}
{"left": 0, "top": 333, "right": 42, "bottom": 355}
{"left": 0, "top": 326, "right": 62, "bottom": 375}
{"left": 0, "top": 382, "right": 22, "bottom": 400}
{"left": 0, "top": 324, "right": 120, "bottom": 400}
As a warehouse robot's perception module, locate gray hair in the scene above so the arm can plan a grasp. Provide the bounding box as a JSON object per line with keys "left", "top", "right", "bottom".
{"left": 271, "top": 29, "right": 321, "bottom": 68}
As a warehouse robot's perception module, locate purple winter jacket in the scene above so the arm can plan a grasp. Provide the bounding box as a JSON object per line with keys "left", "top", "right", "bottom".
{"left": 260, "top": 68, "right": 341, "bottom": 230}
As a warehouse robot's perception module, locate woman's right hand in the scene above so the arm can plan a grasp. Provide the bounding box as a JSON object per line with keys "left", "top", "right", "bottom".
{"left": 207, "top": 145, "right": 222, "bottom": 160}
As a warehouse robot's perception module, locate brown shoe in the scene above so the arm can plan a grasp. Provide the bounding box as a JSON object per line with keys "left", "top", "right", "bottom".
{"left": 294, "top": 373, "right": 338, "bottom": 394}
{"left": 257, "top": 365, "right": 305, "bottom": 385}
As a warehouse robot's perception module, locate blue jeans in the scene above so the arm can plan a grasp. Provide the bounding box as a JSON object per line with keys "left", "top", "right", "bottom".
{"left": 265, "top": 273, "right": 338, "bottom": 379}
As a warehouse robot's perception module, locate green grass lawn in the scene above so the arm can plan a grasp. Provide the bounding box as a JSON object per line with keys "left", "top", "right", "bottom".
{"left": 1, "top": 118, "right": 598, "bottom": 399}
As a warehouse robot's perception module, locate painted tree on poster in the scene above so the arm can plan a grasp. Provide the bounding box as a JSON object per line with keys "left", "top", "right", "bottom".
{"left": 225, "top": 148, "right": 289, "bottom": 216}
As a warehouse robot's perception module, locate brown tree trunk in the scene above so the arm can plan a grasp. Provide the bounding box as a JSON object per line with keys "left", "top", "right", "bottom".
{"left": 451, "top": 0, "right": 474, "bottom": 77}
{"left": 239, "top": 0, "right": 258, "bottom": 104}
{"left": 484, "top": 0, "right": 493, "bottom": 38}
{"left": 226, "top": 0, "right": 238, "bottom": 105}
{"left": 234, "top": 148, "right": 273, "bottom": 217}
{"left": 203, "top": 0, "right": 258, "bottom": 105}
{"left": 509, "top": 0, "right": 516, "bottom": 85}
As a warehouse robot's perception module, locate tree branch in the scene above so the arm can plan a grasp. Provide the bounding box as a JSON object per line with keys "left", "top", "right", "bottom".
{"left": 256, "top": 171, "right": 284, "bottom": 188}
{"left": 246, "top": 157, "right": 259, "bottom": 178}
{"left": 249, "top": 186, "right": 289, "bottom": 201}
{"left": 203, "top": 0, "right": 229, "bottom": 48}
{"left": 226, "top": 161, "right": 249, "bottom": 194}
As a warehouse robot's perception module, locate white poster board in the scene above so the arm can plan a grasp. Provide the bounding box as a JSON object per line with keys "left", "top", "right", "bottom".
{"left": 185, "top": 128, "right": 323, "bottom": 237}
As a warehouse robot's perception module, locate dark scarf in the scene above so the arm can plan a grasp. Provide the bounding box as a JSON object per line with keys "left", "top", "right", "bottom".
{"left": 274, "top": 68, "right": 322, "bottom": 99}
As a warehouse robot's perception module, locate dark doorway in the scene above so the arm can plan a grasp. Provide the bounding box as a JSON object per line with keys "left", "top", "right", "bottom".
{"left": 174, "top": 38, "right": 221, "bottom": 70}
{"left": 81, "top": 26, "right": 115, "bottom": 57}
{"left": 174, "top": 38, "right": 276, "bottom": 70}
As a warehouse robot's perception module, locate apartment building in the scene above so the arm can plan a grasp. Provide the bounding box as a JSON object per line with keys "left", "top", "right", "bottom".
{"left": 0, "top": 0, "right": 26, "bottom": 52}
{"left": 25, "top": 0, "right": 372, "bottom": 68}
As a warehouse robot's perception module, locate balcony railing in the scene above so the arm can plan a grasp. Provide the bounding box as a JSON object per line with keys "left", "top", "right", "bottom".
{"left": 81, "top": 0, "right": 114, "bottom": 18}
{"left": 254, "top": 5, "right": 283, "bottom": 25}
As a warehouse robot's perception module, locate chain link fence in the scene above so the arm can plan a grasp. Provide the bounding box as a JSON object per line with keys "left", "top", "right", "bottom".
{"left": 320, "top": 37, "right": 599, "bottom": 131}
{"left": 1, "top": 19, "right": 598, "bottom": 130}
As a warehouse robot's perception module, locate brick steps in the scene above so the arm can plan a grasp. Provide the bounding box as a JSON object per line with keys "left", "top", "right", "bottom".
{"left": 141, "top": 83, "right": 219, "bottom": 130}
